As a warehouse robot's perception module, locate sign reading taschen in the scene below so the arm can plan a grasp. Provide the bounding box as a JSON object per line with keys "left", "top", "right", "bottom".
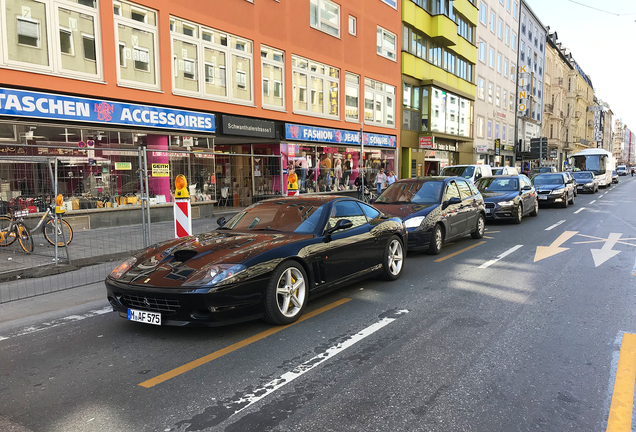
{"left": 0, "top": 87, "right": 215, "bottom": 133}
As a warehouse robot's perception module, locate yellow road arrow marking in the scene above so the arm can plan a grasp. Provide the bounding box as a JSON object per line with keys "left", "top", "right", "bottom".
{"left": 534, "top": 231, "right": 579, "bottom": 262}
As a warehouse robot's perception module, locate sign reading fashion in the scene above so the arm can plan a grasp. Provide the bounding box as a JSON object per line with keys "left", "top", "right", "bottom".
{"left": 0, "top": 87, "right": 215, "bottom": 133}
{"left": 285, "top": 124, "right": 396, "bottom": 148}
{"left": 222, "top": 115, "right": 275, "bottom": 138}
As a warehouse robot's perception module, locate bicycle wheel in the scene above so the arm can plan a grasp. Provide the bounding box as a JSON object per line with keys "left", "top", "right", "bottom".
{"left": 16, "top": 222, "right": 33, "bottom": 253}
{"left": 0, "top": 215, "right": 17, "bottom": 246}
{"left": 43, "top": 218, "right": 73, "bottom": 246}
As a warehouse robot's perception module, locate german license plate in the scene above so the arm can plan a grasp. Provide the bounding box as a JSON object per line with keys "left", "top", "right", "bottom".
{"left": 127, "top": 308, "right": 161, "bottom": 325}
{"left": 538, "top": 196, "right": 547, "bottom": 200}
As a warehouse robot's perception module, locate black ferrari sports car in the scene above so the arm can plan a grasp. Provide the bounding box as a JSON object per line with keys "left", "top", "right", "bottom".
{"left": 106, "top": 196, "right": 406, "bottom": 327}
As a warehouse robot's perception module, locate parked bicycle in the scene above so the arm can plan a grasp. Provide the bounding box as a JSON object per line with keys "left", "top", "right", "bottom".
{"left": 0, "top": 204, "right": 73, "bottom": 248}
{"left": 363, "top": 187, "right": 378, "bottom": 204}
{"left": 0, "top": 206, "right": 34, "bottom": 253}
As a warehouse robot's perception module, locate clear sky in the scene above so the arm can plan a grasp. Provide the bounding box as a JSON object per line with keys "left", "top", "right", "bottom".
{"left": 526, "top": 0, "right": 636, "bottom": 130}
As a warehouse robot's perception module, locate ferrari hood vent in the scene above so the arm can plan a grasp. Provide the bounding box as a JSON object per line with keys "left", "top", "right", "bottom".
{"left": 173, "top": 249, "right": 199, "bottom": 262}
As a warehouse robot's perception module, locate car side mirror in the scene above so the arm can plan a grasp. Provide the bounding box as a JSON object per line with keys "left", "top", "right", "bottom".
{"left": 443, "top": 196, "right": 461, "bottom": 209}
{"left": 522, "top": 185, "right": 532, "bottom": 191}
{"left": 326, "top": 219, "right": 353, "bottom": 235}
{"left": 475, "top": 173, "right": 482, "bottom": 180}
{"left": 216, "top": 216, "right": 227, "bottom": 227}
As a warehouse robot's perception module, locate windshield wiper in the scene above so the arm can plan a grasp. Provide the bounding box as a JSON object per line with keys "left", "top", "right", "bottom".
{"left": 249, "top": 227, "right": 282, "bottom": 232}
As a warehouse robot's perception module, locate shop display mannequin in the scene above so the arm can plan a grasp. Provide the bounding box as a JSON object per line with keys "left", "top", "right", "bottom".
{"left": 298, "top": 152, "right": 308, "bottom": 191}
{"left": 334, "top": 157, "right": 343, "bottom": 189}
{"left": 321, "top": 153, "right": 333, "bottom": 191}
{"left": 344, "top": 154, "right": 352, "bottom": 188}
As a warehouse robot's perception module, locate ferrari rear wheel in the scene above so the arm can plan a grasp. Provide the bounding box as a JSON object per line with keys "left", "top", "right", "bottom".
{"left": 263, "top": 261, "right": 308, "bottom": 325}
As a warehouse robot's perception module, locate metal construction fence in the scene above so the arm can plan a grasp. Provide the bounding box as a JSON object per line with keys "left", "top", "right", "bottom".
{"left": 0, "top": 145, "right": 278, "bottom": 304}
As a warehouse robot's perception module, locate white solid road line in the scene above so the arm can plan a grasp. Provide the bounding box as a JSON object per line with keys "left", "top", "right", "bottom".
{"left": 229, "top": 310, "right": 409, "bottom": 417}
{"left": 574, "top": 207, "right": 585, "bottom": 214}
{"left": 479, "top": 245, "right": 524, "bottom": 269}
{"left": 545, "top": 220, "right": 566, "bottom": 231}
{"left": 0, "top": 306, "right": 112, "bottom": 342}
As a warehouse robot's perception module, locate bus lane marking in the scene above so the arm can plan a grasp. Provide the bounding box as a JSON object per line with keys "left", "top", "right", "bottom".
{"left": 606, "top": 332, "right": 636, "bottom": 432}
{"left": 479, "top": 245, "right": 523, "bottom": 269}
{"left": 139, "top": 298, "right": 351, "bottom": 388}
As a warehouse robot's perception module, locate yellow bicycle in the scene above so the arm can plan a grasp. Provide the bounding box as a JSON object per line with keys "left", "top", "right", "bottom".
{"left": 0, "top": 207, "right": 33, "bottom": 253}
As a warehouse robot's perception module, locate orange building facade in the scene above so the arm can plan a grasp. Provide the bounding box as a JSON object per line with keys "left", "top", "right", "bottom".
{"left": 0, "top": 0, "right": 401, "bottom": 207}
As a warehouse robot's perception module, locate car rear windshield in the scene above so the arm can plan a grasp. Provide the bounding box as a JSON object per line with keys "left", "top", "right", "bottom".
{"left": 476, "top": 177, "right": 519, "bottom": 192}
{"left": 376, "top": 181, "right": 444, "bottom": 204}
{"left": 533, "top": 174, "right": 564, "bottom": 185}
{"left": 441, "top": 166, "right": 474, "bottom": 179}
{"left": 572, "top": 172, "right": 593, "bottom": 180}
{"left": 223, "top": 201, "right": 325, "bottom": 233}
{"left": 491, "top": 168, "right": 504, "bottom": 175}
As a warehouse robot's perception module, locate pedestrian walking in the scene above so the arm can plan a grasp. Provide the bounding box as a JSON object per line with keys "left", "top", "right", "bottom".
{"left": 354, "top": 169, "right": 364, "bottom": 200}
{"left": 387, "top": 170, "right": 397, "bottom": 186}
{"left": 375, "top": 168, "right": 387, "bottom": 195}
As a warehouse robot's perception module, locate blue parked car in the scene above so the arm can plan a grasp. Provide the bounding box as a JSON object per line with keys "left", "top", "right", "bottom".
{"left": 373, "top": 177, "right": 486, "bottom": 254}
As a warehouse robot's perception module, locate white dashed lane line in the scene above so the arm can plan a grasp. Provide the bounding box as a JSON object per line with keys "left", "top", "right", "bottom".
{"left": 574, "top": 208, "right": 585, "bottom": 214}
{"left": 590, "top": 200, "right": 597, "bottom": 204}
{"left": 478, "top": 245, "right": 524, "bottom": 269}
{"left": 0, "top": 306, "right": 112, "bottom": 342}
{"left": 545, "top": 220, "right": 566, "bottom": 231}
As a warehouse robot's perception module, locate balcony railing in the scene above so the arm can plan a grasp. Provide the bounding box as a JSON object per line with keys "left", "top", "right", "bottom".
{"left": 545, "top": 103, "right": 554, "bottom": 114}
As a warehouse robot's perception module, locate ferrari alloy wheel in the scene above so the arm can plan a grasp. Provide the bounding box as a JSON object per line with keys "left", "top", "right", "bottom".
{"left": 471, "top": 214, "right": 485, "bottom": 239}
{"left": 264, "top": 261, "right": 308, "bottom": 325}
{"left": 428, "top": 224, "right": 443, "bottom": 255}
{"left": 381, "top": 235, "right": 404, "bottom": 281}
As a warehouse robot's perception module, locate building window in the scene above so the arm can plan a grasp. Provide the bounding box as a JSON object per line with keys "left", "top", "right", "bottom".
{"left": 489, "top": 47, "right": 494, "bottom": 68}
{"left": 498, "top": 18, "right": 503, "bottom": 39}
{"left": 293, "top": 55, "right": 339, "bottom": 118}
{"left": 427, "top": 86, "right": 472, "bottom": 137}
{"left": 456, "top": 14, "right": 474, "bottom": 43}
{"left": 505, "top": 25, "right": 510, "bottom": 45}
{"left": 511, "top": 63, "right": 515, "bottom": 81}
{"left": 170, "top": 18, "right": 254, "bottom": 104}
{"left": 478, "top": 77, "right": 485, "bottom": 100}
{"left": 364, "top": 77, "right": 395, "bottom": 127}
{"left": 477, "top": 116, "right": 484, "bottom": 138}
{"left": 478, "top": 41, "right": 486, "bottom": 63}
{"left": 348, "top": 15, "right": 356, "bottom": 36}
{"left": 496, "top": 86, "right": 500, "bottom": 107}
{"left": 3, "top": 0, "right": 101, "bottom": 80}
{"left": 261, "top": 45, "right": 285, "bottom": 110}
{"left": 487, "top": 120, "right": 493, "bottom": 139}
{"left": 490, "top": 11, "right": 495, "bottom": 33}
{"left": 496, "top": 53, "right": 501, "bottom": 73}
{"left": 503, "top": 90, "right": 507, "bottom": 110}
{"left": 310, "top": 0, "right": 340, "bottom": 38}
{"left": 507, "top": 0, "right": 511, "bottom": 11}
{"left": 345, "top": 72, "right": 359, "bottom": 121}
{"left": 115, "top": 1, "right": 158, "bottom": 89}
{"left": 504, "top": 58, "right": 508, "bottom": 78}
{"left": 513, "top": 1, "right": 518, "bottom": 17}
{"left": 377, "top": 26, "right": 397, "bottom": 61}
{"left": 512, "top": 32, "right": 517, "bottom": 51}
{"left": 487, "top": 82, "right": 493, "bottom": 104}
{"left": 480, "top": 2, "right": 487, "bottom": 24}
{"left": 402, "top": 83, "right": 420, "bottom": 131}
{"left": 509, "top": 93, "right": 514, "bottom": 110}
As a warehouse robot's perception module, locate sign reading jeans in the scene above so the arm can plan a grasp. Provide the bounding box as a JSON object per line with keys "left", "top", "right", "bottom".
{"left": 0, "top": 87, "right": 215, "bottom": 133}
{"left": 285, "top": 124, "right": 396, "bottom": 148}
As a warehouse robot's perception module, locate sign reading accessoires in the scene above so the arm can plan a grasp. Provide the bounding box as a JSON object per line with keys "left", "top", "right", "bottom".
{"left": 0, "top": 87, "right": 215, "bottom": 133}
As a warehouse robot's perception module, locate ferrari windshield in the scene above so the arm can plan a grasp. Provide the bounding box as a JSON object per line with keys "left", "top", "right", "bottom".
{"left": 376, "top": 180, "right": 444, "bottom": 204}
{"left": 223, "top": 201, "right": 325, "bottom": 233}
{"left": 533, "top": 174, "right": 564, "bottom": 185}
{"left": 476, "top": 177, "right": 519, "bottom": 192}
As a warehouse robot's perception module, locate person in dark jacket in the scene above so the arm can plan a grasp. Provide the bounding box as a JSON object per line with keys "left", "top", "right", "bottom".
{"left": 354, "top": 169, "right": 364, "bottom": 200}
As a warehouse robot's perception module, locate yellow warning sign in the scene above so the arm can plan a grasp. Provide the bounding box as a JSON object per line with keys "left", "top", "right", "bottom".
{"left": 152, "top": 163, "right": 170, "bottom": 177}
{"left": 115, "top": 162, "right": 131, "bottom": 170}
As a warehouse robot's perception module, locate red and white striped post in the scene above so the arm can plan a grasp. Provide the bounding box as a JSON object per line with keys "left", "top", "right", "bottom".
{"left": 174, "top": 174, "right": 192, "bottom": 238}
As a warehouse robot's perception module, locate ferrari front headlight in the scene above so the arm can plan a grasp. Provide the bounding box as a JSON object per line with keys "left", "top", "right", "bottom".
{"left": 183, "top": 264, "right": 247, "bottom": 287}
{"left": 109, "top": 257, "right": 137, "bottom": 279}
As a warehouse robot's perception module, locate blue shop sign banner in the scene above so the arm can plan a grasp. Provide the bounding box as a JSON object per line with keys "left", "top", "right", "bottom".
{"left": 0, "top": 87, "right": 215, "bottom": 133}
{"left": 285, "top": 124, "right": 396, "bottom": 148}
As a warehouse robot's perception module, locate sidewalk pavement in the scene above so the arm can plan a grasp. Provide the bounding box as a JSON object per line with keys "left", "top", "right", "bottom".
{"left": 0, "top": 206, "right": 241, "bottom": 304}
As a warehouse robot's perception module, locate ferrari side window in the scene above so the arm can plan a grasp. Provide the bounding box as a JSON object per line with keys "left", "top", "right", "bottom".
{"left": 358, "top": 202, "right": 380, "bottom": 221}
{"left": 328, "top": 201, "right": 366, "bottom": 231}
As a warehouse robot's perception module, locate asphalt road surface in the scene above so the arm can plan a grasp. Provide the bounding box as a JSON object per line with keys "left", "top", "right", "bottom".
{"left": 2, "top": 176, "right": 636, "bottom": 432}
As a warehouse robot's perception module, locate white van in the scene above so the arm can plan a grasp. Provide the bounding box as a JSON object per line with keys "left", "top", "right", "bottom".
{"left": 440, "top": 164, "right": 493, "bottom": 183}
{"left": 491, "top": 166, "right": 519, "bottom": 176}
